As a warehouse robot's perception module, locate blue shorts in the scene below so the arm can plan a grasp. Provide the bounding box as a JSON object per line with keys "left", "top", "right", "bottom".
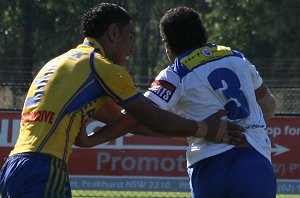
{"left": 0, "top": 152, "right": 71, "bottom": 198}
{"left": 187, "top": 147, "right": 276, "bottom": 198}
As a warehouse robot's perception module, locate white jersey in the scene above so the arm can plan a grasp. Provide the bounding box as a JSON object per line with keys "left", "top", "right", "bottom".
{"left": 144, "top": 44, "right": 272, "bottom": 167}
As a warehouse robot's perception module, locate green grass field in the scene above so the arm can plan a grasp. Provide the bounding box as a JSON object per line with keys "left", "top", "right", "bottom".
{"left": 0, "top": 191, "right": 299, "bottom": 197}
{"left": 71, "top": 190, "right": 300, "bottom": 198}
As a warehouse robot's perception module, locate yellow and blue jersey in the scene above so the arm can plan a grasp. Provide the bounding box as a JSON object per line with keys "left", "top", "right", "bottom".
{"left": 10, "top": 37, "right": 141, "bottom": 163}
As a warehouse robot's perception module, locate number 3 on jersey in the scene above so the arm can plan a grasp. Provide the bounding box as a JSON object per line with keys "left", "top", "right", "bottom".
{"left": 208, "top": 68, "right": 250, "bottom": 120}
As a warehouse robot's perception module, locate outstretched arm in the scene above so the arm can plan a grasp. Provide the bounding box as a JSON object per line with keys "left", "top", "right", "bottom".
{"left": 75, "top": 95, "right": 198, "bottom": 148}
{"left": 75, "top": 108, "right": 245, "bottom": 148}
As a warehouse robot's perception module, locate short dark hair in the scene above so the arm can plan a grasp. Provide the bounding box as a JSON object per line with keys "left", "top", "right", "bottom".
{"left": 81, "top": 3, "right": 131, "bottom": 38}
{"left": 160, "top": 6, "right": 207, "bottom": 55}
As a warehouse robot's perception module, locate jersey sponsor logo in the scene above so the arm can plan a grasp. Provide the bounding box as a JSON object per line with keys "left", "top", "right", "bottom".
{"left": 180, "top": 45, "right": 234, "bottom": 70}
{"left": 148, "top": 80, "right": 175, "bottom": 102}
{"left": 201, "top": 47, "right": 213, "bottom": 57}
{"left": 21, "top": 110, "right": 55, "bottom": 124}
{"left": 245, "top": 124, "right": 265, "bottom": 129}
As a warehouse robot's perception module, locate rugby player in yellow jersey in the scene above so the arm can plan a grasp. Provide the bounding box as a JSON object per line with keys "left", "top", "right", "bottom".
{"left": 0, "top": 3, "right": 245, "bottom": 197}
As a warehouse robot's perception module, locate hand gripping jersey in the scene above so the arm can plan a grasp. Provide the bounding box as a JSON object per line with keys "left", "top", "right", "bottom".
{"left": 144, "top": 44, "right": 272, "bottom": 167}
{"left": 10, "top": 37, "right": 141, "bottom": 163}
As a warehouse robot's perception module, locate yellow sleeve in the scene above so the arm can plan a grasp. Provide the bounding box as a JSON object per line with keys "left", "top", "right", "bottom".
{"left": 92, "top": 57, "right": 141, "bottom": 105}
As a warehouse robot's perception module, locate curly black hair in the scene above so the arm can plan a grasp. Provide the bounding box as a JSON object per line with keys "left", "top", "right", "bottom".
{"left": 81, "top": 3, "right": 131, "bottom": 38}
{"left": 160, "top": 6, "right": 207, "bottom": 56}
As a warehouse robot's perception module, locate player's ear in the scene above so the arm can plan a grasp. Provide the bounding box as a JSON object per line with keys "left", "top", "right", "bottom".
{"left": 107, "top": 23, "right": 120, "bottom": 42}
{"left": 165, "top": 43, "right": 176, "bottom": 63}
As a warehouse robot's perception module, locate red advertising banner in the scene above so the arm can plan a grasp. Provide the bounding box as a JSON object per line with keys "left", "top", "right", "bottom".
{"left": 266, "top": 117, "right": 300, "bottom": 179}
{"left": 70, "top": 149, "right": 186, "bottom": 177}
{"left": 0, "top": 111, "right": 300, "bottom": 180}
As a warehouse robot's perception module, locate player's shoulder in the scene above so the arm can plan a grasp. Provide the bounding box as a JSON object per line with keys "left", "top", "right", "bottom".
{"left": 187, "top": 43, "right": 245, "bottom": 63}
{"left": 93, "top": 54, "right": 129, "bottom": 74}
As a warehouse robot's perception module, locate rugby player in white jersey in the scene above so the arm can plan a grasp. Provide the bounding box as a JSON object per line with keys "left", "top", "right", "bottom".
{"left": 75, "top": 5, "right": 277, "bottom": 198}
{"left": 146, "top": 6, "right": 277, "bottom": 197}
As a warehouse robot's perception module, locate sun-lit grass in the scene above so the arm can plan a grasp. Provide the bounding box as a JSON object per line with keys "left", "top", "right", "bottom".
{"left": 72, "top": 190, "right": 189, "bottom": 197}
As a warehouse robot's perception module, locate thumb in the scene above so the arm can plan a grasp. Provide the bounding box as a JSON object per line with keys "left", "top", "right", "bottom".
{"left": 210, "top": 110, "right": 228, "bottom": 119}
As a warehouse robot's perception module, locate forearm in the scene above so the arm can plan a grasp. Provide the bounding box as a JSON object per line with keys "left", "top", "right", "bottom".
{"left": 132, "top": 125, "right": 171, "bottom": 137}
{"left": 75, "top": 113, "right": 139, "bottom": 148}
{"left": 258, "top": 90, "right": 276, "bottom": 120}
{"left": 85, "top": 125, "right": 129, "bottom": 147}
{"left": 131, "top": 106, "right": 197, "bottom": 137}
{"left": 132, "top": 125, "right": 188, "bottom": 140}
{"left": 123, "top": 96, "right": 244, "bottom": 143}
{"left": 124, "top": 98, "right": 197, "bottom": 137}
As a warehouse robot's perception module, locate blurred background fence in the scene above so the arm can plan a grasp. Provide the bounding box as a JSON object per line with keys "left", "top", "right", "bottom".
{"left": 1, "top": 76, "right": 299, "bottom": 115}
{"left": 1, "top": 0, "right": 300, "bottom": 113}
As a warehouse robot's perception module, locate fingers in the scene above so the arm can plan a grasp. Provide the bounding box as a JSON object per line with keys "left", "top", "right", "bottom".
{"left": 208, "top": 110, "right": 228, "bottom": 119}
{"left": 209, "top": 120, "right": 246, "bottom": 145}
{"left": 227, "top": 122, "right": 245, "bottom": 132}
{"left": 215, "top": 120, "right": 227, "bottom": 143}
{"left": 228, "top": 129, "right": 245, "bottom": 137}
{"left": 226, "top": 131, "right": 246, "bottom": 145}
{"left": 227, "top": 135, "right": 246, "bottom": 145}
{"left": 203, "top": 110, "right": 246, "bottom": 145}
{"left": 227, "top": 121, "right": 246, "bottom": 144}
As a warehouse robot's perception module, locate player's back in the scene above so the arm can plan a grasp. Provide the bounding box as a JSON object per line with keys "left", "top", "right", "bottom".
{"left": 173, "top": 44, "right": 265, "bottom": 129}
{"left": 168, "top": 44, "right": 270, "bottom": 166}
{"left": 10, "top": 42, "right": 109, "bottom": 162}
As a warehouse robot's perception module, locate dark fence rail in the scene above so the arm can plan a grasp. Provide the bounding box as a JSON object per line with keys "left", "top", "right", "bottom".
{"left": 0, "top": 83, "right": 299, "bottom": 115}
